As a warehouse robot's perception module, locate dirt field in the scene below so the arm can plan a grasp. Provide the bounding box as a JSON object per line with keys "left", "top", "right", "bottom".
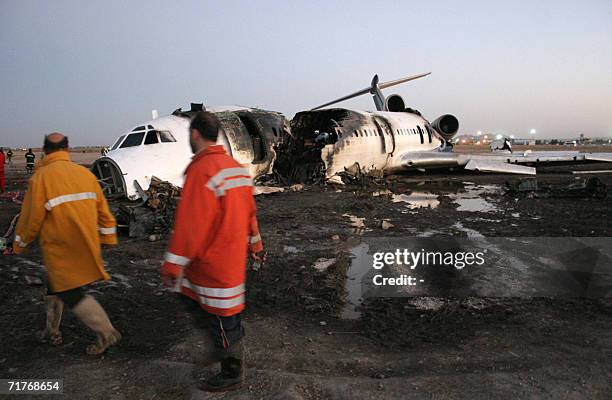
{"left": 0, "top": 149, "right": 611, "bottom": 399}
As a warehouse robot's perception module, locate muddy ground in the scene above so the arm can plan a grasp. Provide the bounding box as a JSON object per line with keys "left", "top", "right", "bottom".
{"left": 0, "top": 151, "right": 611, "bottom": 399}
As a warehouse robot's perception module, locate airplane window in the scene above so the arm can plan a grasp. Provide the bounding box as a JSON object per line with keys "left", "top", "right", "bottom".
{"left": 120, "top": 132, "right": 145, "bottom": 148}
{"left": 144, "top": 130, "right": 159, "bottom": 145}
{"left": 354, "top": 130, "right": 358, "bottom": 137}
{"left": 110, "top": 135, "right": 126, "bottom": 151}
{"left": 159, "top": 131, "right": 176, "bottom": 143}
{"left": 132, "top": 126, "right": 145, "bottom": 132}
{"left": 426, "top": 126, "right": 432, "bottom": 143}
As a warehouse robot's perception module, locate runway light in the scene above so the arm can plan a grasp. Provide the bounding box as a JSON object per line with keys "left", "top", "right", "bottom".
{"left": 495, "top": 134, "right": 503, "bottom": 140}
{"left": 530, "top": 129, "right": 536, "bottom": 135}
{"left": 477, "top": 130, "right": 482, "bottom": 136}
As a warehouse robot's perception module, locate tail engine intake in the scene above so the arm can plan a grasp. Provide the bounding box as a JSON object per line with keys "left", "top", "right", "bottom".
{"left": 431, "top": 114, "right": 459, "bottom": 141}
{"left": 385, "top": 94, "right": 406, "bottom": 112}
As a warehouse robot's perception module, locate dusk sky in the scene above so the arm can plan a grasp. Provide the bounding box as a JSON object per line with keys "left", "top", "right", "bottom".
{"left": 1, "top": 0, "right": 611, "bottom": 147}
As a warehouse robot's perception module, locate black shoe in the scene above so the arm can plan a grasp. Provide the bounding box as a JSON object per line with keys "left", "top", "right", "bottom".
{"left": 201, "top": 357, "right": 243, "bottom": 392}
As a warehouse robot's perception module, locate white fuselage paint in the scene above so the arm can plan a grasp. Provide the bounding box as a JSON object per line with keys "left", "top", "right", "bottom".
{"left": 100, "top": 107, "right": 267, "bottom": 200}
{"left": 320, "top": 110, "right": 444, "bottom": 178}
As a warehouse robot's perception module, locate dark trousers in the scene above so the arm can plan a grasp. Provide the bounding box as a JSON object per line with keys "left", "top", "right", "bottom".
{"left": 47, "top": 286, "right": 85, "bottom": 309}
{"left": 180, "top": 296, "right": 244, "bottom": 356}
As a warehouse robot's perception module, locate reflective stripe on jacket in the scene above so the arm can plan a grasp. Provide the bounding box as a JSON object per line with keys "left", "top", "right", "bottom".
{"left": 14, "top": 151, "right": 117, "bottom": 291}
{"left": 163, "top": 145, "right": 263, "bottom": 316}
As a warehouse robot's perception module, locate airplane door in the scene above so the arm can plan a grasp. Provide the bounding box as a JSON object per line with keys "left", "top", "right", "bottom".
{"left": 373, "top": 117, "right": 395, "bottom": 155}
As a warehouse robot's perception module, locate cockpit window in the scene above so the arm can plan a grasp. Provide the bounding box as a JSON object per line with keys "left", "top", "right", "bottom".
{"left": 132, "top": 126, "right": 145, "bottom": 132}
{"left": 110, "top": 135, "right": 126, "bottom": 151}
{"left": 147, "top": 125, "right": 154, "bottom": 130}
{"left": 144, "top": 130, "right": 159, "bottom": 145}
{"left": 159, "top": 131, "right": 177, "bottom": 143}
{"left": 120, "top": 131, "right": 145, "bottom": 148}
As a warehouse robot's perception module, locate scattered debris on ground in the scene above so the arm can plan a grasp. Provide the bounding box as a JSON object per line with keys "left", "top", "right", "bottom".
{"left": 1, "top": 156, "right": 611, "bottom": 398}
{"left": 112, "top": 177, "right": 181, "bottom": 238}
{"left": 505, "top": 177, "right": 607, "bottom": 199}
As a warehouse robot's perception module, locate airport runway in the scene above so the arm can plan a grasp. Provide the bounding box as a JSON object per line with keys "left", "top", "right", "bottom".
{"left": 0, "top": 149, "right": 611, "bottom": 399}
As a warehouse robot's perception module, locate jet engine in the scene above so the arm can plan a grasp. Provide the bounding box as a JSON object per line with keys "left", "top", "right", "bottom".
{"left": 431, "top": 114, "right": 459, "bottom": 141}
{"left": 385, "top": 94, "right": 405, "bottom": 112}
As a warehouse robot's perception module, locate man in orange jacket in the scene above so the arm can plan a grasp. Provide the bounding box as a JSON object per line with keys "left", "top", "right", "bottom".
{"left": 160, "top": 111, "right": 264, "bottom": 392}
{"left": 14, "top": 133, "right": 121, "bottom": 354}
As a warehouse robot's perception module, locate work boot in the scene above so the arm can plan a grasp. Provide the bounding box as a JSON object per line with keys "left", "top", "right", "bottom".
{"left": 192, "top": 337, "right": 225, "bottom": 381}
{"left": 71, "top": 295, "right": 121, "bottom": 355}
{"left": 36, "top": 295, "right": 63, "bottom": 346}
{"left": 201, "top": 342, "right": 244, "bottom": 392}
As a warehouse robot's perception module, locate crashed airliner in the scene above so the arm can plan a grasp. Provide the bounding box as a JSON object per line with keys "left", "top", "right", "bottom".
{"left": 93, "top": 73, "right": 612, "bottom": 199}
{"left": 92, "top": 103, "right": 290, "bottom": 199}
{"left": 275, "top": 73, "right": 612, "bottom": 182}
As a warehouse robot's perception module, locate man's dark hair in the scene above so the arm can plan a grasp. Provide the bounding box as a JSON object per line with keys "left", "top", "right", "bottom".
{"left": 43, "top": 135, "right": 69, "bottom": 152}
{"left": 190, "top": 111, "right": 220, "bottom": 142}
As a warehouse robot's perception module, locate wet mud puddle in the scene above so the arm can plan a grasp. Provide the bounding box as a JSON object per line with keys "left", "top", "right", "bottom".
{"left": 341, "top": 243, "right": 371, "bottom": 319}
{"left": 447, "top": 183, "right": 500, "bottom": 212}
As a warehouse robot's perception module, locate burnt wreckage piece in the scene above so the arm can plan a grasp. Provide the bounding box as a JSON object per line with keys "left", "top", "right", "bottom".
{"left": 505, "top": 177, "right": 607, "bottom": 199}
{"left": 274, "top": 109, "right": 360, "bottom": 184}
{"left": 93, "top": 102, "right": 291, "bottom": 200}
{"left": 114, "top": 177, "right": 181, "bottom": 238}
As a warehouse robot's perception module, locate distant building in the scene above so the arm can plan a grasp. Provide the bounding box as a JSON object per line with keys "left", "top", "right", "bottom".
{"left": 511, "top": 138, "right": 536, "bottom": 146}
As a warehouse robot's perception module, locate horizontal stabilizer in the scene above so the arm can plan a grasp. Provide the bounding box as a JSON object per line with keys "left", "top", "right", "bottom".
{"left": 465, "top": 160, "right": 536, "bottom": 175}
{"left": 311, "top": 72, "right": 431, "bottom": 110}
{"left": 585, "top": 153, "right": 612, "bottom": 162}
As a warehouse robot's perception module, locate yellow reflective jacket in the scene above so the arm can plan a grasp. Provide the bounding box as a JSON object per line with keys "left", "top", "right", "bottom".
{"left": 13, "top": 151, "right": 117, "bottom": 292}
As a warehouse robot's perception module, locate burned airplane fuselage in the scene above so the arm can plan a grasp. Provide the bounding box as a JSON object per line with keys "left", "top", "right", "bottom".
{"left": 275, "top": 108, "right": 447, "bottom": 182}
{"left": 93, "top": 105, "right": 290, "bottom": 199}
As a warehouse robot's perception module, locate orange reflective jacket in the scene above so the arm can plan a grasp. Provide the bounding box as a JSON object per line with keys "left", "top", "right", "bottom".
{"left": 162, "top": 145, "right": 263, "bottom": 316}
{"left": 13, "top": 151, "right": 117, "bottom": 292}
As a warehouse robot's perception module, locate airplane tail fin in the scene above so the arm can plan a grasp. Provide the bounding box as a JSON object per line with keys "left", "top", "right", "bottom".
{"left": 311, "top": 72, "right": 431, "bottom": 111}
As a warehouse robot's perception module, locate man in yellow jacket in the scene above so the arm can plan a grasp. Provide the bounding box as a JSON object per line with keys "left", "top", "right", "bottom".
{"left": 14, "top": 133, "right": 121, "bottom": 355}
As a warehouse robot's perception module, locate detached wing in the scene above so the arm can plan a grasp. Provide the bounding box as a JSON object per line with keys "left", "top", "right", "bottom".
{"left": 397, "top": 150, "right": 612, "bottom": 175}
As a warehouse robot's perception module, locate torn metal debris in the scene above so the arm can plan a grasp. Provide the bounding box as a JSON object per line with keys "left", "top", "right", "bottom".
{"left": 113, "top": 176, "right": 181, "bottom": 238}
{"left": 505, "top": 177, "right": 607, "bottom": 199}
